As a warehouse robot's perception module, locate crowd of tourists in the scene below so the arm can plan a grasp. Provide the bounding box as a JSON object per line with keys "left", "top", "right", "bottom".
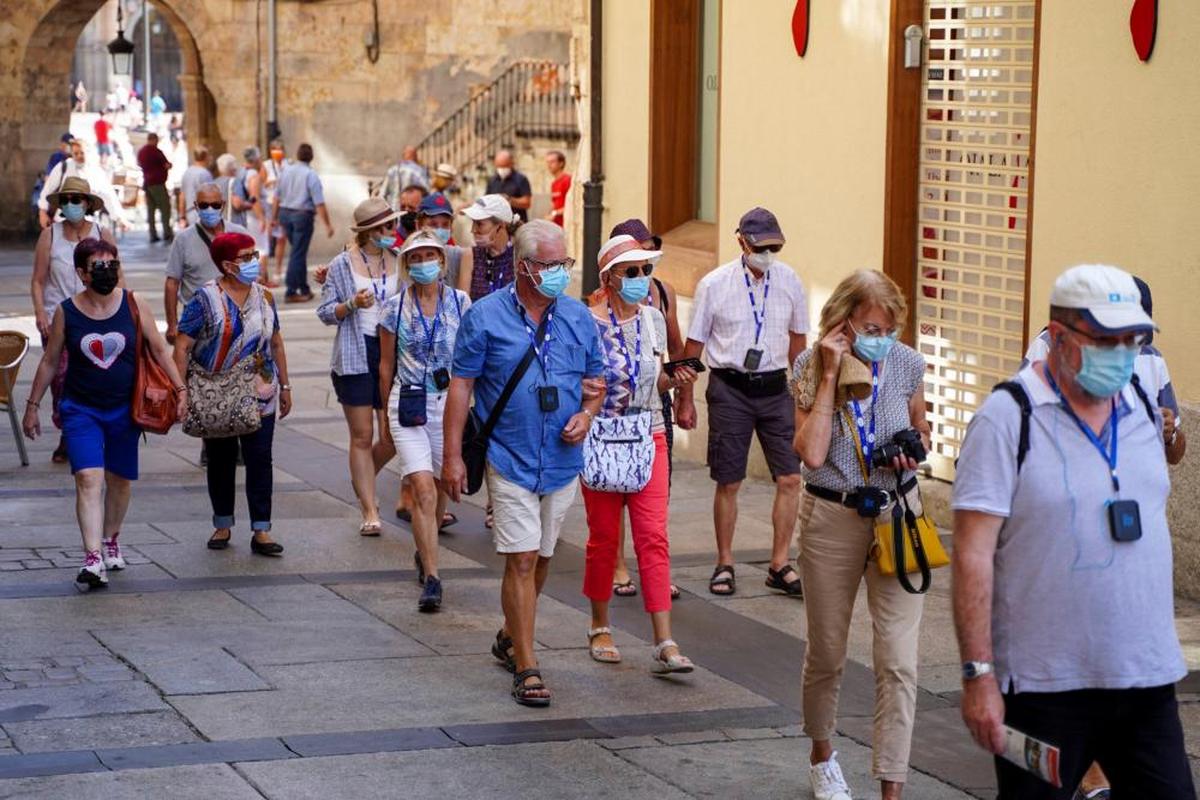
{"left": 18, "top": 141, "right": 1194, "bottom": 800}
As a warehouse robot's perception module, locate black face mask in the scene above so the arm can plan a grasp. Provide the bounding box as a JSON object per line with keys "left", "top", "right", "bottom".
{"left": 88, "top": 266, "right": 119, "bottom": 296}
{"left": 399, "top": 211, "right": 418, "bottom": 235}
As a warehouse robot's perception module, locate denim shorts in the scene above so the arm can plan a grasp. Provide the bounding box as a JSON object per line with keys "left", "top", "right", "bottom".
{"left": 330, "top": 335, "right": 382, "bottom": 409}
{"left": 60, "top": 397, "right": 140, "bottom": 480}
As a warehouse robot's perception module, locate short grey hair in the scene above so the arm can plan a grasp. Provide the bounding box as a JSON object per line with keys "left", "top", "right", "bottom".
{"left": 194, "top": 182, "right": 222, "bottom": 199}
{"left": 243, "top": 146, "right": 261, "bottom": 161}
{"left": 513, "top": 220, "right": 564, "bottom": 264}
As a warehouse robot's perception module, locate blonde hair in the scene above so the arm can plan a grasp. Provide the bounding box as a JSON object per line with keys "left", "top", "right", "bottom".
{"left": 818, "top": 269, "right": 908, "bottom": 338}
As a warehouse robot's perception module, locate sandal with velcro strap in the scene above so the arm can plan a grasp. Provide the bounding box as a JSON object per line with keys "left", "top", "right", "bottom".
{"left": 491, "top": 629, "right": 516, "bottom": 673}
{"left": 512, "top": 668, "right": 552, "bottom": 707}
{"left": 709, "top": 564, "right": 736, "bottom": 596}
{"left": 651, "top": 640, "right": 694, "bottom": 676}
{"left": 765, "top": 564, "right": 804, "bottom": 597}
{"left": 587, "top": 626, "right": 622, "bottom": 664}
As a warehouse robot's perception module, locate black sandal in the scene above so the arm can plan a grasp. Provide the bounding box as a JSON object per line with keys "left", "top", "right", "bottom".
{"left": 612, "top": 579, "right": 637, "bottom": 597}
{"left": 670, "top": 584, "right": 681, "bottom": 600}
{"left": 439, "top": 512, "right": 458, "bottom": 531}
{"left": 765, "top": 565, "right": 804, "bottom": 597}
{"left": 709, "top": 564, "right": 736, "bottom": 596}
{"left": 491, "top": 629, "right": 516, "bottom": 673}
{"left": 512, "top": 668, "right": 551, "bottom": 707}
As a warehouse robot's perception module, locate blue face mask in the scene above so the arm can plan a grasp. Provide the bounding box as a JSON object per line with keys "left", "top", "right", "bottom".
{"left": 236, "top": 258, "right": 260, "bottom": 285}
{"left": 1076, "top": 344, "right": 1137, "bottom": 398}
{"left": 428, "top": 227, "right": 452, "bottom": 245}
{"left": 62, "top": 202, "right": 86, "bottom": 223}
{"left": 618, "top": 275, "right": 650, "bottom": 304}
{"left": 408, "top": 260, "right": 441, "bottom": 285}
{"left": 374, "top": 235, "right": 397, "bottom": 250}
{"left": 533, "top": 265, "right": 569, "bottom": 299}
{"left": 851, "top": 322, "right": 899, "bottom": 364}
{"left": 198, "top": 207, "right": 222, "bottom": 228}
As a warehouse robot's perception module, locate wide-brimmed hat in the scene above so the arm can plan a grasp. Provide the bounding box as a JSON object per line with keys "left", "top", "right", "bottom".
{"left": 609, "top": 218, "right": 662, "bottom": 250}
{"left": 598, "top": 234, "right": 662, "bottom": 274}
{"left": 462, "top": 194, "right": 513, "bottom": 224}
{"left": 1049, "top": 264, "right": 1157, "bottom": 334}
{"left": 351, "top": 197, "right": 400, "bottom": 232}
{"left": 397, "top": 230, "right": 446, "bottom": 260}
{"left": 433, "top": 163, "right": 457, "bottom": 180}
{"left": 46, "top": 176, "right": 103, "bottom": 215}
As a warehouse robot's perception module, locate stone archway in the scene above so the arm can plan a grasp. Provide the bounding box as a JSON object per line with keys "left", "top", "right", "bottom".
{"left": 0, "top": 0, "right": 224, "bottom": 236}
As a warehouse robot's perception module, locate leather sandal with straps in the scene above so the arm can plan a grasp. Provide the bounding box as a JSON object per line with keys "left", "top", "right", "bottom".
{"left": 765, "top": 564, "right": 804, "bottom": 597}
{"left": 709, "top": 564, "right": 736, "bottom": 596}
{"left": 651, "top": 640, "right": 694, "bottom": 676}
{"left": 587, "top": 626, "right": 621, "bottom": 664}
{"left": 512, "top": 668, "right": 551, "bottom": 707}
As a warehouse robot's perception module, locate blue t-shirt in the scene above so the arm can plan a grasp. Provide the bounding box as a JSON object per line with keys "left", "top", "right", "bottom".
{"left": 452, "top": 288, "right": 605, "bottom": 494}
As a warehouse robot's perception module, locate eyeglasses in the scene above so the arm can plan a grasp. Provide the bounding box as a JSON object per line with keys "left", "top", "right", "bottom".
{"left": 620, "top": 264, "right": 654, "bottom": 279}
{"left": 525, "top": 257, "right": 576, "bottom": 272}
{"left": 750, "top": 244, "right": 782, "bottom": 254}
{"left": 195, "top": 201, "right": 224, "bottom": 211}
{"left": 89, "top": 259, "right": 120, "bottom": 271}
{"left": 60, "top": 195, "right": 87, "bottom": 205}
{"left": 233, "top": 251, "right": 260, "bottom": 264}
{"left": 851, "top": 320, "right": 898, "bottom": 338}
{"left": 1059, "top": 322, "right": 1148, "bottom": 350}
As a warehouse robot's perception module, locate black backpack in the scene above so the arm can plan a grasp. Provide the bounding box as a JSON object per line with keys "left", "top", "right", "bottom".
{"left": 992, "top": 374, "right": 1156, "bottom": 472}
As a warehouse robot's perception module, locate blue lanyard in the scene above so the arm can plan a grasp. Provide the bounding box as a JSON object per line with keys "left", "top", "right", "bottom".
{"left": 1044, "top": 366, "right": 1120, "bottom": 493}
{"left": 513, "top": 288, "right": 553, "bottom": 375}
{"left": 849, "top": 362, "right": 880, "bottom": 469}
{"left": 360, "top": 249, "right": 389, "bottom": 303}
{"left": 607, "top": 305, "right": 641, "bottom": 395}
{"left": 743, "top": 265, "right": 771, "bottom": 346}
{"left": 411, "top": 286, "right": 444, "bottom": 367}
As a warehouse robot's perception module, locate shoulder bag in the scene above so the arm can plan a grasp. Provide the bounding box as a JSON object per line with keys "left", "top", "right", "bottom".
{"left": 581, "top": 306, "right": 657, "bottom": 493}
{"left": 182, "top": 288, "right": 264, "bottom": 439}
{"left": 126, "top": 291, "right": 178, "bottom": 434}
{"left": 460, "top": 312, "right": 548, "bottom": 495}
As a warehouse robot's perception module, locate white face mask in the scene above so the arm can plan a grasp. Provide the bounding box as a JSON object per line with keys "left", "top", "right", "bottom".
{"left": 746, "top": 251, "right": 775, "bottom": 271}
{"left": 496, "top": 167, "right": 512, "bottom": 179}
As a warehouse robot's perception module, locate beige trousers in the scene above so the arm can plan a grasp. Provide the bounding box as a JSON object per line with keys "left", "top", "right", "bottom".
{"left": 798, "top": 489, "right": 925, "bottom": 783}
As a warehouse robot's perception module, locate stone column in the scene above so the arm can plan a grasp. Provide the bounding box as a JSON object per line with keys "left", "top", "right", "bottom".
{"left": 177, "top": 72, "right": 224, "bottom": 155}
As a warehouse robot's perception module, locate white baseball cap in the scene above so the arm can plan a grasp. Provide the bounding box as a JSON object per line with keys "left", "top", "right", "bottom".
{"left": 462, "top": 193, "right": 513, "bottom": 224}
{"left": 1049, "top": 264, "right": 1157, "bottom": 334}
{"left": 597, "top": 234, "right": 662, "bottom": 274}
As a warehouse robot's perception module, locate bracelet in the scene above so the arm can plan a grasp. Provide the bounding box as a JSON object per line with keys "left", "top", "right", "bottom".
{"left": 173, "top": 385, "right": 187, "bottom": 392}
{"left": 280, "top": 384, "right": 292, "bottom": 391}
{"left": 582, "top": 408, "right": 594, "bottom": 419}
{"left": 25, "top": 398, "right": 40, "bottom": 408}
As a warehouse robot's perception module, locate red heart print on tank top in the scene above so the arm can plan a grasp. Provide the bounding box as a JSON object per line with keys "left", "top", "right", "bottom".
{"left": 81, "top": 332, "right": 126, "bottom": 370}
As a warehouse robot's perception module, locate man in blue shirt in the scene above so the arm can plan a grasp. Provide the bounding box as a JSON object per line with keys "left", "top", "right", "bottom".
{"left": 445, "top": 219, "right": 604, "bottom": 707}
{"left": 269, "top": 143, "right": 334, "bottom": 302}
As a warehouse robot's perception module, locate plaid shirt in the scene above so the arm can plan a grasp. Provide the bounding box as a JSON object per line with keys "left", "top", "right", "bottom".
{"left": 316, "top": 249, "right": 403, "bottom": 375}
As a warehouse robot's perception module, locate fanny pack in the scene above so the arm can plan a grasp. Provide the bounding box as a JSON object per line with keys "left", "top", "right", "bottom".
{"left": 713, "top": 368, "right": 787, "bottom": 398}
{"left": 394, "top": 384, "right": 427, "bottom": 427}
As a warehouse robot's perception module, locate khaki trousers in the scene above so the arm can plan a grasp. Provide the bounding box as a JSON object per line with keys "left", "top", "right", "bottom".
{"left": 798, "top": 488, "right": 925, "bottom": 783}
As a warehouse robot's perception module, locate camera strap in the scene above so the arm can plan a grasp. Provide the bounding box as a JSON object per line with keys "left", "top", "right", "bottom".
{"left": 844, "top": 408, "right": 872, "bottom": 484}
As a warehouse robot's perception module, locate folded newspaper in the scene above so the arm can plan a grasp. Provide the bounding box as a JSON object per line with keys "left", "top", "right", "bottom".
{"left": 1000, "top": 725, "right": 1062, "bottom": 788}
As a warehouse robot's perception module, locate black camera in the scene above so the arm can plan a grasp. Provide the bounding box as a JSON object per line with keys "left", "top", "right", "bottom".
{"left": 871, "top": 428, "right": 927, "bottom": 468}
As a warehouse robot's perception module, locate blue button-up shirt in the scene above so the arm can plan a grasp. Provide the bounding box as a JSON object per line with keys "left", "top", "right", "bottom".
{"left": 275, "top": 163, "right": 325, "bottom": 212}
{"left": 453, "top": 289, "right": 604, "bottom": 494}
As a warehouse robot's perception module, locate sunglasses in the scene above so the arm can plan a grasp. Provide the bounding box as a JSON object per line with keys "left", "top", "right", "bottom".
{"left": 195, "top": 201, "right": 224, "bottom": 211}
{"left": 61, "top": 195, "right": 87, "bottom": 205}
{"left": 89, "top": 259, "right": 120, "bottom": 271}
{"left": 619, "top": 264, "right": 654, "bottom": 279}
{"left": 750, "top": 244, "right": 782, "bottom": 254}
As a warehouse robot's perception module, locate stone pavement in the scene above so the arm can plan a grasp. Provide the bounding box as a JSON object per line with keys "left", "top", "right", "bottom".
{"left": 0, "top": 236, "right": 1199, "bottom": 799}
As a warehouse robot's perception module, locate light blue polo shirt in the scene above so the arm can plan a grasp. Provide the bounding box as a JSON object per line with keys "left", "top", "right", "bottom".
{"left": 274, "top": 163, "right": 324, "bottom": 212}
{"left": 952, "top": 363, "right": 1186, "bottom": 694}
{"left": 452, "top": 288, "right": 605, "bottom": 495}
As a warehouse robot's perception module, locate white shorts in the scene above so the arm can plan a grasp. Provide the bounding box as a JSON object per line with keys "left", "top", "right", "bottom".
{"left": 487, "top": 464, "right": 577, "bottom": 558}
{"left": 389, "top": 390, "right": 446, "bottom": 478}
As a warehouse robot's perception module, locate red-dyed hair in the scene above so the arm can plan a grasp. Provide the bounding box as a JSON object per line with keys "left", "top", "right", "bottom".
{"left": 209, "top": 232, "right": 257, "bottom": 271}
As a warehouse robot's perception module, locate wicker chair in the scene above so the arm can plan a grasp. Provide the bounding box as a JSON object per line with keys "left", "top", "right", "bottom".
{"left": 0, "top": 330, "right": 30, "bottom": 466}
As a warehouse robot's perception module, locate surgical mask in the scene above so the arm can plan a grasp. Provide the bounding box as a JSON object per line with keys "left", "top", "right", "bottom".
{"left": 374, "top": 235, "right": 397, "bottom": 250}
{"left": 496, "top": 167, "right": 513, "bottom": 179}
{"left": 746, "top": 251, "right": 775, "bottom": 271}
{"left": 1076, "top": 344, "right": 1137, "bottom": 398}
{"left": 88, "top": 266, "right": 119, "bottom": 296}
{"left": 851, "top": 324, "right": 899, "bottom": 364}
{"left": 270, "top": 150, "right": 283, "bottom": 162}
{"left": 473, "top": 230, "right": 494, "bottom": 249}
{"left": 408, "top": 260, "right": 441, "bottom": 285}
{"left": 62, "top": 202, "right": 86, "bottom": 223}
{"left": 428, "top": 227, "right": 452, "bottom": 245}
{"left": 236, "top": 259, "right": 260, "bottom": 285}
{"left": 618, "top": 275, "right": 650, "bottom": 304}
{"left": 198, "top": 207, "right": 222, "bottom": 228}
{"left": 531, "top": 265, "right": 569, "bottom": 299}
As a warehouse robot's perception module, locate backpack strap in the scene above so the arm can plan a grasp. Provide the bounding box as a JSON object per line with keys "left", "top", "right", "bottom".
{"left": 992, "top": 381, "right": 1032, "bottom": 472}
{"left": 1129, "top": 373, "right": 1156, "bottom": 425}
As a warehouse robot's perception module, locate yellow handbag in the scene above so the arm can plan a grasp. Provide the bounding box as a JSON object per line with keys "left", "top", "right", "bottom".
{"left": 845, "top": 411, "right": 949, "bottom": 594}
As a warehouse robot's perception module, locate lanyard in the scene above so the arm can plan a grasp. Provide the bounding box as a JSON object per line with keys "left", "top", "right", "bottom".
{"left": 1044, "top": 366, "right": 1120, "bottom": 493}
{"left": 360, "top": 249, "right": 389, "bottom": 303}
{"left": 743, "top": 265, "right": 771, "bottom": 346}
{"left": 410, "top": 285, "right": 445, "bottom": 371}
{"left": 607, "top": 304, "right": 642, "bottom": 395}
{"left": 513, "top": 288, "right": 553, "bottom": 376}
{"left": 849, "top": 362, "right": 880, "bottom": 470}
{"left": 486, "top": 249, "right": 510, "bottom": 295}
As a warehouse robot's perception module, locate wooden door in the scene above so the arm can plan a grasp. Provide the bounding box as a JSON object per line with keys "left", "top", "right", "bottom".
{"left": 649, "top": 0, "right": 701, "bottom": 235}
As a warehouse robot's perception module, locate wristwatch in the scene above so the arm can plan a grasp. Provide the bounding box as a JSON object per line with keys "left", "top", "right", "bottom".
{"left": 962, "top": 661, "right": 994, "bottom": 680}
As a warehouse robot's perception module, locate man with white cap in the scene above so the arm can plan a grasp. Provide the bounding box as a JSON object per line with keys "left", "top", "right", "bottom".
{"left": 953, "top": 264, "right": 1193, "bottom": 799}
{"left": 461, "top": 194, "right": 516, "bottom": 303}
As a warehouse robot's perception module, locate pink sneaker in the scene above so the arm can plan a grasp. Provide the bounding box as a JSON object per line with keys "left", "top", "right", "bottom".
{"left": 77, "top": 551, "right": 108, "bottom": 589}
{"left": 102, "top": 537, "right": 126, "bottom": 571}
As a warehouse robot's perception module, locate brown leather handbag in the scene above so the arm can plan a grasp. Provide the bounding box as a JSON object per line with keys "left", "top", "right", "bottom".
{"left": 126, "top": 291, "right": 178, "bottom": 434}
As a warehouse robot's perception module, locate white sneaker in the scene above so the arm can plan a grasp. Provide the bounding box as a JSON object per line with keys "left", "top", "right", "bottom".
{"left": 810, "top": 752, "right": 852, "bottom": 800}
{"left": 102, "top": 538, "right": 126, "bottom": 571}
{"left": 76, "top": 551, "right": 109, "bottom": 589}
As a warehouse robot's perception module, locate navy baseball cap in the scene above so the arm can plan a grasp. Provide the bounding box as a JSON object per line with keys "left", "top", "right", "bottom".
{"left": 737, "top": 207, "right": 785, "bottom": 247}
{"left": 609, "top": 218, "right": 662, "bottom": 250}
{"left": 418, "top": 192, "right": 454, "bottom": 217}
{"left": 60, "top": 133, "right": 73, "bottom": 144}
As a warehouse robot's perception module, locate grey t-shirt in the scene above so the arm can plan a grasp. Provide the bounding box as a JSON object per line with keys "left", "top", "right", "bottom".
{"left": 165, "top": 221, "right": 249, "bottom": 303}
{"left": 952, "top": 363, "right": 1186, "bottom": 693}
{"left": 792, "top": 343, "right": 925, "bottom": 493}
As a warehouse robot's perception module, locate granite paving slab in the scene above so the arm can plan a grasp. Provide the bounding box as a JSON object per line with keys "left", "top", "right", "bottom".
{"left": 0, "top": 681, "right": 167, "bottom": 723}
{"left": 0, "top": 762, "right": 263, "bottom": 798}
{"left": 0, "top": 523, "right": 176, "bottom": 549}
{"left": 0, "top": 590, "right": 262, "bottom": 631}
{"left": 3, "top": 710, "right": 200, "bottom": 753}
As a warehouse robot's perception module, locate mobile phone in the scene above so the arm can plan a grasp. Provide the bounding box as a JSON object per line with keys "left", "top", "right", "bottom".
{"left": 663, "top": 357, "right": 707, "bottom": 377}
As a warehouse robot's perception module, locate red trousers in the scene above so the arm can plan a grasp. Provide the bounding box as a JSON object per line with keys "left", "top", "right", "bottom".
{"left": 581, "top": 431, "right": 672, "bottom": 613}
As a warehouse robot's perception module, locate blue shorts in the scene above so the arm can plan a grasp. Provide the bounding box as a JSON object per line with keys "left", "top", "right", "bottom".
{"left": 97, "top": 142, "right": 112, "bottom": 156}
{"left": 330, "top": 335, "right": 382, "bottom": 409}
{"left": 60, "top": 397, "right": 140, "bottom": 480}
